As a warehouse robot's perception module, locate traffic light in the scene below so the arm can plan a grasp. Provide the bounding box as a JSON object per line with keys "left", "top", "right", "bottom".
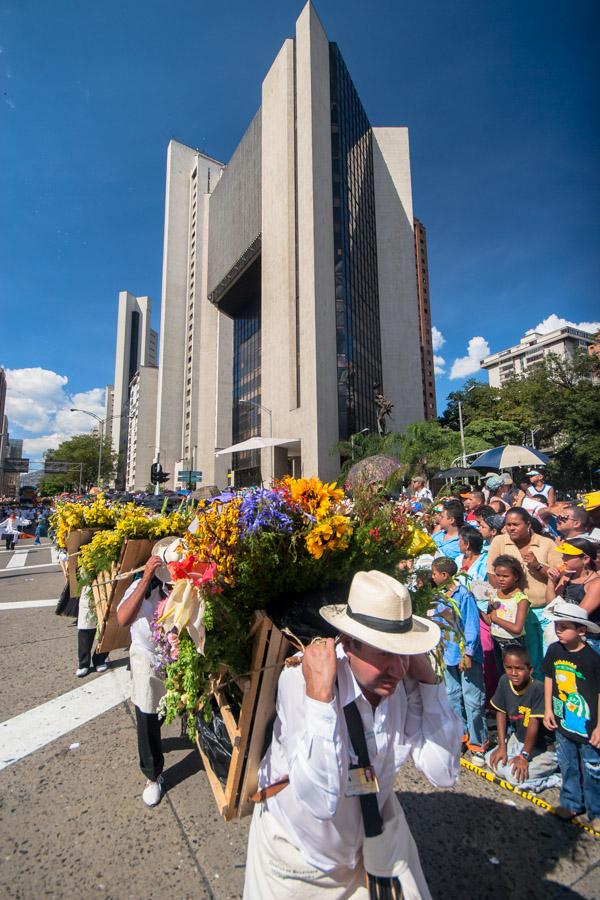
{"left": 151, "top": 463, "right": 170, "bottom": 485}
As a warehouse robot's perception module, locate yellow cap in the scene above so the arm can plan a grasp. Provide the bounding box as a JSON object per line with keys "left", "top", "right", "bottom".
{"left": 580, "top": 490, "right": 600, "bottom": 511}
{"left": 556, "top": 542, "right": 585, "bottom": 556}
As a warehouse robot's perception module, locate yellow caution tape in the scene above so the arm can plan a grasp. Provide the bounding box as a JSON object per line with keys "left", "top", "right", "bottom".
{"left": 459, "top": 758, "right": 600, "bottom": 839}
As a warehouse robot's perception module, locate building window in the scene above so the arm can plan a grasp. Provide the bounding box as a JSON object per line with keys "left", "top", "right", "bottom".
{"left": 329, "top": 43, "right": 382, "bottom": 441}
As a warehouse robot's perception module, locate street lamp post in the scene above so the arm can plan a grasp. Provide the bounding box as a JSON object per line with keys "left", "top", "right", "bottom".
{"left": 457, "top": 386, "right": 476, "bottom": 468}
{"left": 70, "top": 408, "right": 104, "bottom": 486}
{"left": 238, "top": 399, "right": 273, "bottom": 484}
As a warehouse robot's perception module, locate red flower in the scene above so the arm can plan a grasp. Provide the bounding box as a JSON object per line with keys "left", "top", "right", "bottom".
{"left": 167, "top": 555, "right": 219, "bottom": 588}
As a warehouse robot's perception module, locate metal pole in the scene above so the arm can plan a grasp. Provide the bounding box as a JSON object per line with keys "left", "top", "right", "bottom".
{"left": 97, "top": 420, "right": 104, "bottom": 487}
{"left": 79, "top": 462, "right": 83, "bottom": 494}
{"left": 458, "top": 401, "right": 467, "bottom": 468}
{"left": 154, "top": 451, "right": 160, "bottom": 496}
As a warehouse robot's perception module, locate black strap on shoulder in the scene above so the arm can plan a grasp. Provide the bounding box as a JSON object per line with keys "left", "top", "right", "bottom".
{"left": 342, "top": 700, "right": 383, "bottom": 838}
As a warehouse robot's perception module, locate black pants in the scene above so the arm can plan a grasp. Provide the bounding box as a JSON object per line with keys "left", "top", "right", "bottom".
{"left": 135, "top": 705, "right": 164, "bottom": 781}
{"left": 4, "top": 535, "right": 16, "bottom": 550}
{"left": 77, "top": 629, "right": 109, "bottom": 669}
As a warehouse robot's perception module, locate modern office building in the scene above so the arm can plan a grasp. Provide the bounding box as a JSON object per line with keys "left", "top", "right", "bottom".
{"left": 110, "top": 292, "right": 158, "bottom": 487}
{"left": 480, "top": 325, "right": 597, "bottom": 388}
{"left": 125, "top": 366, "right": 159, "bottom": 491}
{"left": 414, "top": 219, "right": 436, "bottom": 419}
{"left": 103, "top": 384, "right": 114, "bottom": 449}
{"left": 155, "top": 2, "right": 428, "bottom": 488}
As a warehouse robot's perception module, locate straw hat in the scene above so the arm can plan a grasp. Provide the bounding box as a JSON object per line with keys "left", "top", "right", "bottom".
{"left": 320, "top": 570, "right": 440, "bottom": 655}
{"left": 151, "top": 536, "right": 184, "bottom": 584}
{"left": 546, "top": 598, "right": 600, "bottom": 634}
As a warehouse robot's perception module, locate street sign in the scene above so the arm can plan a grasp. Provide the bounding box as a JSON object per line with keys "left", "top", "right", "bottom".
{"left": 44, "top": 460, "right": 70, "bottom": 473}
{"left": 178, "top": 470, "right": 202, "bottom": 481}
{"left": 3, "top": 459, "right": 29, "bottom": 473}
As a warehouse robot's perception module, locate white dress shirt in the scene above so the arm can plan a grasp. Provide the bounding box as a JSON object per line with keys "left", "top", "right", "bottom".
{"left": 258, "top": 644, "right": 462, "bottom": 872}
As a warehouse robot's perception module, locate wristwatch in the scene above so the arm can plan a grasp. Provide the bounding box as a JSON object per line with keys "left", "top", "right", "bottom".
{"left": 520, "top": 750, "right": 532, "bottom": 762}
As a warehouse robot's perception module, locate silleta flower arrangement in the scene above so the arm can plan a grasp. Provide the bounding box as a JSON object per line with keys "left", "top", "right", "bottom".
{"left": 151, "top": 477, "right": 437, "bottom": 737}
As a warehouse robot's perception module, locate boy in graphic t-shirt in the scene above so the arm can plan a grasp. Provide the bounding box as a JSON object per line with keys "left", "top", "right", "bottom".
{"left": 486, "top": 645, "right": 558, "bottom": 791}
{"left": 543, "top": 600, "right": 600, "bottom": 828}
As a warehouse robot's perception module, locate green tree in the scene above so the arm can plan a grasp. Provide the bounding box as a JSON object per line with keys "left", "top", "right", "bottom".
{"left": 439, "top": 379, "right": 501, "bottom": 429}
{"left": 332, "top": 431, "right": 403, "bottom": 481}
{"left": 398, "top": 421, "right": 489, "bottom": 478}
{"left": 464, "top": 418, "right": 522, "bottom": 446}
{"left": 43, "top": 434, "right": 117, "bottom": 492}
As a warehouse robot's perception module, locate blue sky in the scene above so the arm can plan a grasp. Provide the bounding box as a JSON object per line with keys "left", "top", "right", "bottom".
{"left": 1, "top": 0, "right": 598, "bottom": 459}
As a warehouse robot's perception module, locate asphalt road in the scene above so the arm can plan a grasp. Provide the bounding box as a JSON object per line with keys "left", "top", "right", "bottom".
{"left": 0, "top": 540, "right": 598, "bottom": 899}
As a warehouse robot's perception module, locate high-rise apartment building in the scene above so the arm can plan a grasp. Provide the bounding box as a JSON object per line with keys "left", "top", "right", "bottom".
{"left": 155, "top": 2, "right": 426, "bottom": 488}
{"left": 480, "top": 325, "right": 596, "bottom": 387}
{"left": 414, "top": 219, "right": 436, "bottom": 419}
{"left": 125, "top": 366, "right": 159, "bottom": 491}
{"left": 111, "top": 291, "right": 158, "bottom": 486}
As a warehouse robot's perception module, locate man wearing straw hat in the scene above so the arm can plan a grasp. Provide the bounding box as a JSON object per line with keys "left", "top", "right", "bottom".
{"left": 243, "top": 570, "right": 462, "bottom": 899}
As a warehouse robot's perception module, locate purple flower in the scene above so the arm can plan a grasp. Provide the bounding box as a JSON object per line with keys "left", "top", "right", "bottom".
{"left": 239, "top": 488, "right": 294, "bottom": 535}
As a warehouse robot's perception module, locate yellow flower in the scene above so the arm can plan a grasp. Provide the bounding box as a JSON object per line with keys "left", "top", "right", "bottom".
{"left": 284, "top": 476, "right": 344, "bottom": 521}
{"left": 306, "top": 514, "right": 352, "bottom": 559}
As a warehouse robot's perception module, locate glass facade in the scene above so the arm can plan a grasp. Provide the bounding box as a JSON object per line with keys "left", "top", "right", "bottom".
{"left": 329, "top": 43, "right": 382, "bottom": 440}
{"left": 231, "top": 273, "right": 262, "bottom": 487}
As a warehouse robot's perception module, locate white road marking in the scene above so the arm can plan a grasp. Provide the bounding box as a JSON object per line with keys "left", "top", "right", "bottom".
{"left": 0, "top": 598, "right": 58, "bottom": 610}
{"left": 0, "top": 561, "right": 60, "bottom": 575}
{"left": 0, "top": 667, "right": 131, "bottom": 771}
{"left": 6, "top": 551, "right": 28, "bottom": 569}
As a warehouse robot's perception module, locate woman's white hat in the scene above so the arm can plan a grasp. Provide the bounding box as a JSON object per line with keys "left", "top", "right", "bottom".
{"left": 546, "top": 598, "right": 600, "bottom": 634}
{"left": 320, "top": 570, "right": 440, "bottom": 655}
{"left": 151, "top": 536, "right": 184, "bottom": 584}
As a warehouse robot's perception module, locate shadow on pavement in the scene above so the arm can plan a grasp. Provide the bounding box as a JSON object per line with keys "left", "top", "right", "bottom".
{"left": 400, "top": 790, "right": 588, "bottom": 899}
{"left": 164, "top": 748, "right": 204, "bottom": 791}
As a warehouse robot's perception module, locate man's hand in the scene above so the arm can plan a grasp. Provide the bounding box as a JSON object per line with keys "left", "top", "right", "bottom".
{"left": 509, "top": 755, "right": 529, "bottom": 783}
{"left": 590, "top": 725, "right": 600, "bottom": 749}
{"left": 489, "top": 745, "right": 507, "bottom": 771}
{"left": 459, "top": 654, "right": 472, "bottom": 671}
{"left": 142, "top": 555, "right": 164, "bottom": 581}
{"left": 407, "top": 653, "right": 438, "bottom": 685}
{"left": 544, "top": 711, "right": 558, "bottom": 731}
{"left": 302, "top": 638, "right": 337, "bottom": 703}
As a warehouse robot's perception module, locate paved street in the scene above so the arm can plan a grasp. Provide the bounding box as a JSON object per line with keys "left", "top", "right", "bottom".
{"left": 0, "top": 542, "right": 598, "bottom": 899}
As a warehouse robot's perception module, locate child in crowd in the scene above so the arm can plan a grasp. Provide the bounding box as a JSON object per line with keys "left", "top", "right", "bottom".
{"left": 543, "top": 600, "right": 600, "bottom": 827}
{"left": 432, "top": 557, "right": 488, "bottom": 762}
{"left": 485, "top": 645, "right": 559, "bottom": 791}
{"left": 481, "top": 555, "right": 530, "bottom": 674}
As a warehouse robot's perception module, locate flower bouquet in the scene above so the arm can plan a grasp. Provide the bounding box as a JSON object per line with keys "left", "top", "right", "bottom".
{"left": 151, "top": 477, "right": 436, "bottom": 739}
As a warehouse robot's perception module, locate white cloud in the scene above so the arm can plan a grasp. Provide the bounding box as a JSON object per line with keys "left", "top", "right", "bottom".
{"left": 431, "top": 326, "right": 445, "bottom": 353}
{"left": 450, "top": 336, "right": 491, "bottom": 380}
{"left": 526, "top": 314, "right": 600, "bottom": 336}
{"left": 434, "top": 355, "right": 446, "bottom": 376}
{"left": 2, "top": 367, "right": 107, "bottom": 461}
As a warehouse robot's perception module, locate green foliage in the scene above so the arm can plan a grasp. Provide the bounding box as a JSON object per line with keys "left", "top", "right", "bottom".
{"left": 43, "top": 433, "right": 116, "bottom": 491}
{"left": 332, "top": 431, "right": 404, "bottom": 481}
{"left": 464, "top": 418, "right": 522, "bottom": 446}
{"left": 398, "top": 421, "right": 489, "bottom": 477}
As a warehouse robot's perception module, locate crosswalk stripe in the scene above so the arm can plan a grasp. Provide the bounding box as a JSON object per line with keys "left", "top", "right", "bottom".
{"left": 0, "top": 667, "right": 131, "bottom": 771}
{"left": 0, "top": 599, "right": 58, "bottom": 610}
{"left": 6, "top": 551, "right": 28, "bottom": 569}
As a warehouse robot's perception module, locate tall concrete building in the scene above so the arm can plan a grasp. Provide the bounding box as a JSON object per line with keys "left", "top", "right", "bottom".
{"left": 155, "top": 2, "right": 427, "bottom": 488}
{"left": 480, "top": 325, "right": 596, "bottom": 388}
{"left": 111, "top": 291, "right": 158, "bottom": 486}
{"left": 414, "top": 219, "right": 436, "bottom": 419}
{"left": 125, "top": 366, "right": 159, "bottom": 491}
{"left": 103, "top": 385, "right": 114, "bottom": 449}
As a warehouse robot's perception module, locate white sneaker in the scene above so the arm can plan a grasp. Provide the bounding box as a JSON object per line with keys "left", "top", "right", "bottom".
{"left": 95, "top": 663, "right": 108, "bottom": 673}
{"left": 75, "top": 667, "right": 89, "bottom": 677}
{"left": 142, "top": 775, "right": 164, "bottom": 807}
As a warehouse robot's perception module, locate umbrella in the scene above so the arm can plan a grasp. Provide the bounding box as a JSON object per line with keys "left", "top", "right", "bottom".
{"left": 345, "top": 455, "right": 402, "bottom": 490}
{"left": 215, "top": 436, "right": 299, "bottom": 455}
{"left": 434, "top": 467, "right": 482, "bottom": 480}
{"left": 470, "top": 445, "right": 550, "bottom": 470}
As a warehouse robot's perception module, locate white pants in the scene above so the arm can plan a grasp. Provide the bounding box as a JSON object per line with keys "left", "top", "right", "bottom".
{"left": 243, "top": 798, "right": 431, "bottom": 900}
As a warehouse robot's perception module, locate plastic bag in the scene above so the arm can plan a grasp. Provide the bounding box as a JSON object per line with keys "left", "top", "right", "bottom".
{"left": 267, "top": 583, "right": 348, "bottom": 644}
{"left": 196, "top": 702, "right": 236, "bottom": 786}
{"left": 54, "top": 581, "right": 79, "bottom": 618}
